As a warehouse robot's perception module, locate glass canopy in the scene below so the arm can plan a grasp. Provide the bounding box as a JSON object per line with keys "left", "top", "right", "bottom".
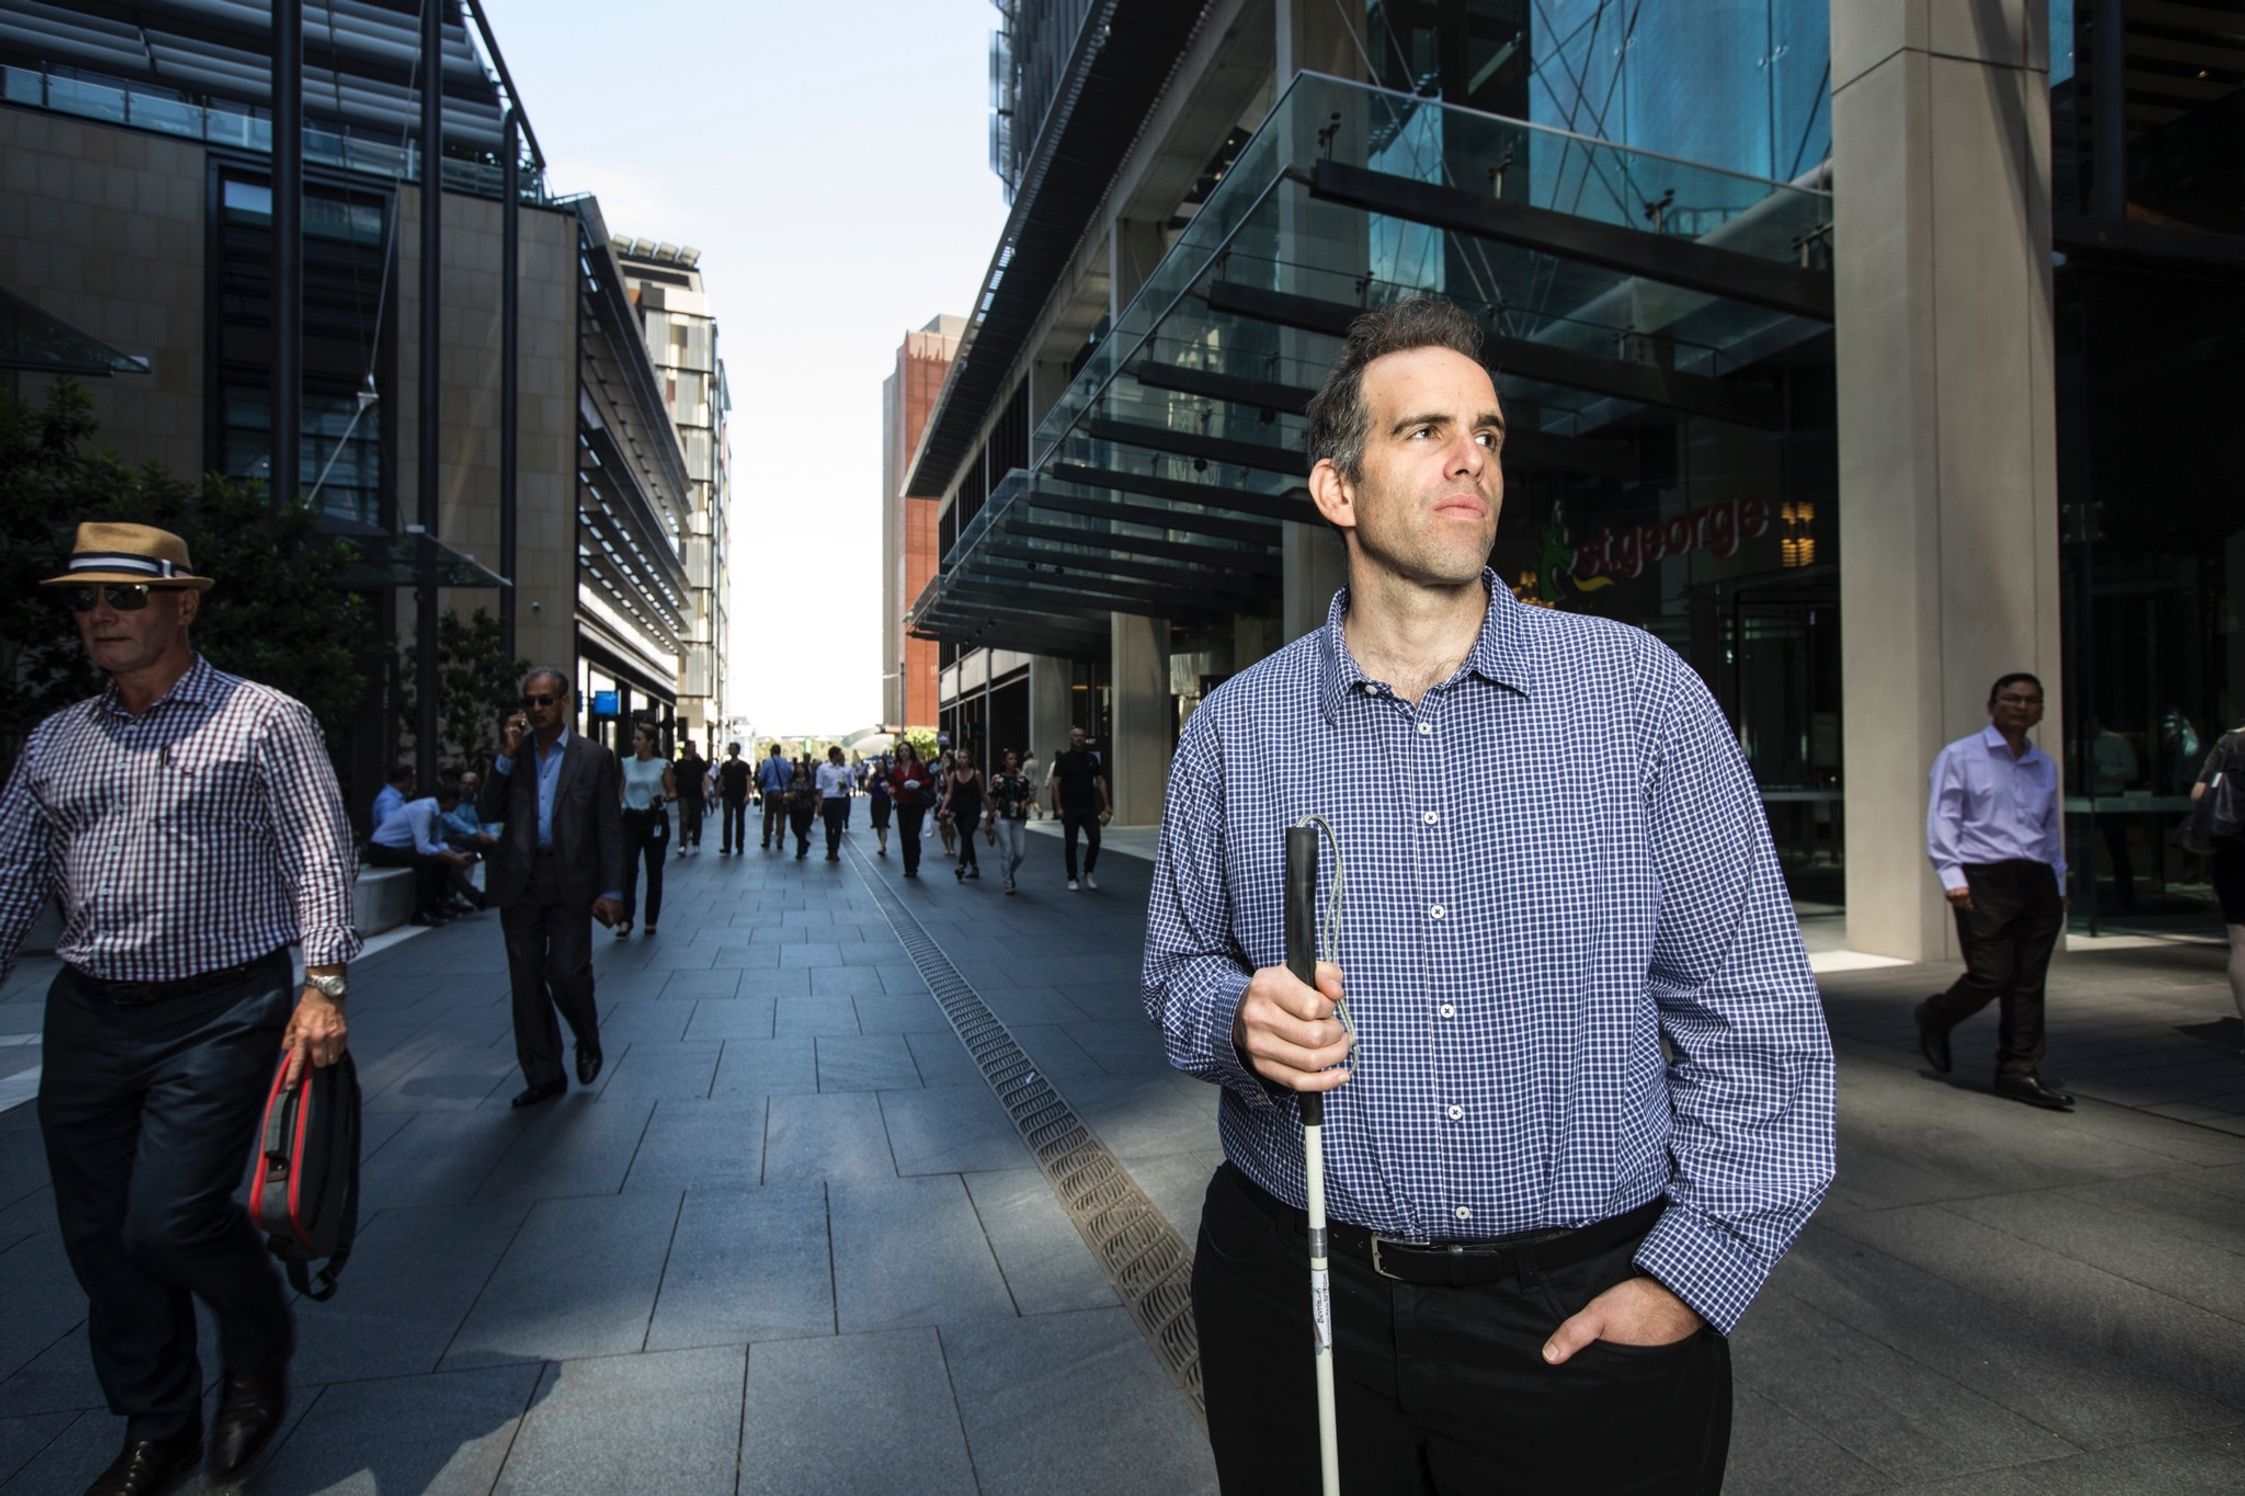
{"left": 913, "top": 71, "right": 1835, "bottom": 658}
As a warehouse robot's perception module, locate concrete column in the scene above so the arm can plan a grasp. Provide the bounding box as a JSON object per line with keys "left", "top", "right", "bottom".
{"left": 1028, "top": 655, "right": 1075, "bottom": 767}
{"left": 1109, "top": 613, "right": 1172, "bottom": 825}
{"left": 1283, "top": 525, "right": 1347, "bottom": 641}
{"left": 1832, "top": 0, "right": 2061, "bottom": 960}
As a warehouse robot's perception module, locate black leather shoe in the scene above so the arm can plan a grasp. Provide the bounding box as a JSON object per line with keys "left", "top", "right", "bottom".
{"left": 207, "top": 1349, "right": 288, "bottom": 1479}
{"left": 510, "top": 1080, "right": 564, "bottom": 1109}
{"left": 1994, "top": 1073, "right": 2075, "bottom": 1110}
{"left": 84, "top": 1429, "right": 201, "bottom": 1496}
{"left": 1915, "top": 1000, "right": 1952, "bottom": 1074}
{"left": 576, "top": 1045, "right": 603, "bottom": 1086}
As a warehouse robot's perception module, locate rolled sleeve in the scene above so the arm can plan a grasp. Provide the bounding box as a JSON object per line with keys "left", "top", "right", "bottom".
{"left": 258, "top": 701, "right": 363, "bottom": 968}
{"left": 1143, "top": 718, "right": 1274, "bottom": 1112}
{"left": 1638, "top": 659, "right": 1836, "bottom": 1334}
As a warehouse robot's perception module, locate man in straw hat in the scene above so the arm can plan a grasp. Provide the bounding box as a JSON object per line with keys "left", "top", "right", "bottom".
{"left": 0, "top": 523, "right": 357, "bottom": 1494}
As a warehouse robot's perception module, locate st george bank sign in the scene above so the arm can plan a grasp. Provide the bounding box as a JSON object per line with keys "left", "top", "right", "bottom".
{"left": 1568, "top": 494, "right": 1772, "bottom": 586}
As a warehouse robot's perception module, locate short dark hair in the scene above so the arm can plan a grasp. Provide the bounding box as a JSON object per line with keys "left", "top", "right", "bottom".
{"left": 386, "top": 763, "right": 413, "bottom": 786}
{"left": 523, "top": 666, "right": 569, "bottom": 698}
{"left": 1989, "top": 672, "right": 2044, "bottom": 705}
{"left": 1304, "top": 295, "right": 1486, "bottom": 483}
{"left": 436, "top": 780, "right": 462, "bottom": 806}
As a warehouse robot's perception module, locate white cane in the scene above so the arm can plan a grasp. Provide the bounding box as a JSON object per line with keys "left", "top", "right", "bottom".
{"left": 1286, "top": 821, "right": 1342, "bottom": 1496}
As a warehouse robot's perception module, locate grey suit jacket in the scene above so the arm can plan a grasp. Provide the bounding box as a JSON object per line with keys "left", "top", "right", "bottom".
{"left": 478, "top": 731, "right": 625, "bottom": 911}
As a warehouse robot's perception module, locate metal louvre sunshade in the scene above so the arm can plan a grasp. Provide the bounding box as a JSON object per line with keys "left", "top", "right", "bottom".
{"left": 915, "top": 71, "right": 1834, "bottom": 652}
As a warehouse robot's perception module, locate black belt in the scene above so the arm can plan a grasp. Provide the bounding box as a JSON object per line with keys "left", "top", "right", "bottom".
{"left": 1231, "top": 1165, "right": 1664, "bottom": 1287}
{"left": 67, "top": 948, "right": 283, "bottom": 1006}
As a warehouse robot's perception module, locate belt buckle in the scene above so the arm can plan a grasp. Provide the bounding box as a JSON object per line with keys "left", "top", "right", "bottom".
{"left": 1369, "top": 1236, "right": 1407, "bottom": 1281}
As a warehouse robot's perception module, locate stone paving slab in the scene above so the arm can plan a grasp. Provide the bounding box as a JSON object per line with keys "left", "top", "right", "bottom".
{"left": 2, "top": 831, "right": 2242, "bottom": 1493}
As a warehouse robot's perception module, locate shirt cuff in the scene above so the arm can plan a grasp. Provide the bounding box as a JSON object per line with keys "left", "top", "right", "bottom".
{"left": 493, "top": 756, "right": 514, "bottom": 775}
{"left": 1936, "top": 865, "right": 1966, "bottom": 893}
{"left": 1191, "top": 968, "right": 1280, "bottom": 1113}
{"left": 300, "top": 926, "right": 366, "bottom": 969}
{"left": 1630, "top": 1201, "right": 1770, "bottom": 1337}
{"left": 600, "top": 890, "right": 622, "bottom": 903}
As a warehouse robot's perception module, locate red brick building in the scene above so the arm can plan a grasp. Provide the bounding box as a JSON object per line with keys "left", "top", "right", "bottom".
{"left": 881, "top": 315, "right": 965, "bottom": 730}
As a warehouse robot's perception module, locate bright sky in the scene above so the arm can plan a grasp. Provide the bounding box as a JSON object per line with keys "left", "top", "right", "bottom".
{"left": 481, "top": 0, "right": 1009, "bottom": 738}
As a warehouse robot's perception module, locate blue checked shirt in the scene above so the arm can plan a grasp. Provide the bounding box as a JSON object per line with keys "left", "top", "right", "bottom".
{"left": 1143, "top": 573, "right": 1834, "bottom": 1335}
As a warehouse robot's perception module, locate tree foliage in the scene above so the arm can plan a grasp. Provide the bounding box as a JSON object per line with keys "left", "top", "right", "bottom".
{"left": 397, "top": 607, "right": 530, "bottom": 773}
{"left": 0, "top": 380, "right": 370, "bottom": 763}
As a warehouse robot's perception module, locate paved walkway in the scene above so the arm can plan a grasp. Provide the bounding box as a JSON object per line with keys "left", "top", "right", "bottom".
{"left": 0, "top": 820, "right": 2240, "bottom": 1493}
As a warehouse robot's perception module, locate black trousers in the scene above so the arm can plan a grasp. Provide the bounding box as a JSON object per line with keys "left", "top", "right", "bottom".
{"left": 676, "top": 794, "right": 704, "bottom": 848}
{"left": 500, "top": 852, "right": 601, "bottom": 1087}
{"left": 896, "top": 804, "right": 926, "bottom": 875}
{"left": 822, "top": 797, "right": 848, "bottom": 855}
{"left": 364, "top": 840, "right": 447, "bottom": 914}
{"left": 1195, "top": 1163, "right": 1730, "bottom": 1496}
{"left": 1062, "top": 810, "right": 1101, "bottom": 879}
{"left": 719, "top": 796, "right": 748, "bottom": 853}
{"left": 620, "top": 807, "right": 667, "bottom": 927}
{"left": 1928, "top": 858, "right": 2064, "bottom": 1075}
{"left": 789, "top": 803, "right": 815, "bottom": 856}
{"left": 953, "top": 805, "right": 981, "bottom": 872}
{"left": 39, "top": 952, "right": 296, "bottom": 1440}
{"left": 761, "top": 791, "right": 788, "bottom": 849}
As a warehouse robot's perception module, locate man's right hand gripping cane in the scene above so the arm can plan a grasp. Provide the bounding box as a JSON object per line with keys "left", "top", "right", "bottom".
{"left": 1234, "top": 962, "right": 1350, "bottom": 1092}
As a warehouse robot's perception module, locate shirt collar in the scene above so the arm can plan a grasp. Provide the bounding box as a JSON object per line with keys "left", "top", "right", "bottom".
{"left": 1317, "top": 568, "right": 1538, "bottom": 723}
{"left": 534, "top": 725, "right": 572, "bottom": 762}
{"left": 1979, "top": 723, "right": 2049, "bottom": 767}
{"left": 93, "top": 653, "right": 220, "bottom": 721}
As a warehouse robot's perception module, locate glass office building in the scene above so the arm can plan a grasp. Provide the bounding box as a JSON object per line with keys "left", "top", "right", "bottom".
{"left": 907, "top": 0, "right": 2240, "bottom": 949}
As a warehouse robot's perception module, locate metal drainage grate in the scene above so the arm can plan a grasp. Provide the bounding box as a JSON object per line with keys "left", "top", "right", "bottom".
{"left": 846, "top": 843, "right": 1204, "bottom": 1420}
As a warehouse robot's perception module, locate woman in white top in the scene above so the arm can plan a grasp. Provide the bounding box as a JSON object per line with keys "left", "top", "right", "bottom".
{"left": 617, "top": 721, "right": 678, "bottom": 938}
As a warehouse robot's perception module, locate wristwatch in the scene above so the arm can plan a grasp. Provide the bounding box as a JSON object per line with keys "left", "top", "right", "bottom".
{"left": 305, "top": 972, "right": 348, "bottom": 1000}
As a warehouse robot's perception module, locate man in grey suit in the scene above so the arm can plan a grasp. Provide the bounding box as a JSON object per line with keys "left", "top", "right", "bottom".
{"left": 479, "top": 668, "right": 625, "bottom": 1108}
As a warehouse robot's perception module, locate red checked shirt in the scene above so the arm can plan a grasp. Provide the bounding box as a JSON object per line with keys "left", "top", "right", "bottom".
{"left": 0, "top": 655, "right": 363, "bottom": 982}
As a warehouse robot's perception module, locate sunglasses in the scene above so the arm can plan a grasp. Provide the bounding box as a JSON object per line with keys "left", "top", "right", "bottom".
{"left": 520, "top": 692, "right": 560, "bottom": 709}
{"left": 64, "top": 583, "right": 185, "bottom": 612}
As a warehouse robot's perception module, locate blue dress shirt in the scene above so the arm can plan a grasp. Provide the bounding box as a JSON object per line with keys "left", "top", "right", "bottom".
{"left": 1926, "top": 726, "right": 2066, "bottom": 893}
{"left": 368, "top": 796, "right": 447, "bottom": 856}
{"left": 442, "top": 801, "right": 487, "bottom": 843}
{"left": 370, "top": 784, "right": 405, "bottom": 830}
{"left": 1143, "top": 572, "right": 1835, "bottom": 1335}
{"left": 493, "top": 727, "right": 571, "bottom": 850}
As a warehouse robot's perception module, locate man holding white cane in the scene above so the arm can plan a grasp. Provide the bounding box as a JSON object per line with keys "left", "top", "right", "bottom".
{"left": 1144, "top": 298, "right": 1834, "bottom": 1494}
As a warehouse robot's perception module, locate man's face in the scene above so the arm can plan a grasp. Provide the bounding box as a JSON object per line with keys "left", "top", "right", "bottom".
{"left": 1989, "top": 681, "right": 2045, "bottom": 736}
{"left": 1069, "top": 728, "right": 1086, "bottom": 752}
{"left": 74, "top": 585, "right": 197, "bottom": 678}
{"left": 459, "top": 773, "right": 480, "bottom": 797}
{"left": 520, "top": 675, "right": 566, "bottom": 735}
{"left": 1315, "top": 346, "right": 1504, "bottom": 589}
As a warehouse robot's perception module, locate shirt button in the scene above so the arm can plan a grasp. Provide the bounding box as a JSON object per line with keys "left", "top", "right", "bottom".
{"left": 1417, "top": 722, "right": 1432, "bottom": 736}
{"left": 1428, "top": 904, "right": 1445, "bottom": 920}
{"left": 1447, "top": 1104, "right": 1465, "bottom": 1121}
{"left": 1422, "top": 811, "right": 1438, "bottom": 825}
{"left": 1438, "top": 1003, "right": 1456, "bottom": 1018}
{"left": 1454, "top": 1206, "right": 1472, "bottom": 1222}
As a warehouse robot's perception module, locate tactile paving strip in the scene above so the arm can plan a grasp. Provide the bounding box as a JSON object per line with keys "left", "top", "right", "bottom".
{"left": 845, "top": 843, "right": 1204, "bottom": 1420}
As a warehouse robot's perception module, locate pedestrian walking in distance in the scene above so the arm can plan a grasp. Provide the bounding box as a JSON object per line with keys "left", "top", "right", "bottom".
{"left": 867, "top": 753, "right": 893, "bottom": 856}
{"left": 716, "top": 742, "right": 752, "bottom": 855}
{"left": 816, "top": 745, "right": 853, "bottom": 861}
{"left": 673, "top": 736, "right": 709, "bottom": 855}
{"left": 787, "top": 755, "right": 818, "bottom": 859}
{"left": 2192, "top": 723, "right": 2245, "bottom": 1052}
{"left": 1918, "top": 673, "right": 2077, "bottom": 1110}
{"left": 0, "top": 522, "right": 358, "bottom": 1492}
{"left": 1050, "top": 725, "right": 1110, "bottom": 890}
{"left": 947, "top": 745, "right": 986, "bottom": 883}
{"left": 989, "top": 750, "right": 1034, "bottom": 893}
{"left": 1143, "top": 298, "right": 1835, "bottom": 1493}
{"left": 752, "top": 742, "right": 789, "bottom": 851}
{"left": 935, "top": 748, "right": 959, "bottom": 861}
{"left": 481, "top": 670, "right": 624, "bottom": 1109}
{"left": 889, "top": 742, "right": 931, "bottom": 878}
{"left": 616, "top": 720, "right": 676, "bottom": 938}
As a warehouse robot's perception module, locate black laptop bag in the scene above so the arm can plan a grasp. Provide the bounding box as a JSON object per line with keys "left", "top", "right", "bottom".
{"left": 244, "top": 1050, "right": 362, "bottom": 1301}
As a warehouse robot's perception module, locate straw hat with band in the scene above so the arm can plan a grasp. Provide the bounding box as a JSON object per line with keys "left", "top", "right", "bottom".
{"left": 40, "top": 522, "right": 215, "bottom": 591}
